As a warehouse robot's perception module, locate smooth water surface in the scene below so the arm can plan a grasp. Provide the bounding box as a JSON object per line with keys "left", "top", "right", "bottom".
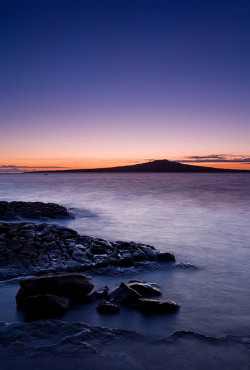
{"left": 0, "top": 173, "right": 249, "bottom": 337}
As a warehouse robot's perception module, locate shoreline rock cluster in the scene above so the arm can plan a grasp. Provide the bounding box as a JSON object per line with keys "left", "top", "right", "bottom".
{"left": 0, "top": 201, "right": 74, "bottom": 221}
{"left": 0, "top": 222, "right": 175, "bottom": 279}
{"left": 16, "top": 273, "right": 180, "bottom": 321}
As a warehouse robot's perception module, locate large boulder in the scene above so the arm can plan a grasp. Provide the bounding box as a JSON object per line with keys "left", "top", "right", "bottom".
{"left": 16, "top": 273, "right": 94, "bottom": 309}
{"left": 22, "top": 295, "right": 70, "bottom": 322}
{"left": 128, "top": 281, "right": 161, "bottom": 296}
{"left": 96, "top": 300, "right": 120, "bottom": 314}
{"left": 109, "top": 282, "right": 141, "bottom": 305}
{"left": 137, "top": 298, "right": 180, "bottom": 313}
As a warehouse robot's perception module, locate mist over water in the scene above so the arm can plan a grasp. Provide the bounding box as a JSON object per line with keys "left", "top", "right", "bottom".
{"left": 0, "top": 173, "right": 250, "bottom": 337}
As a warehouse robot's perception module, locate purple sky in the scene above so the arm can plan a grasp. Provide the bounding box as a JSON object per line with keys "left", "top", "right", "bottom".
{"left": 0, "top": 0, "right": 249, "bottom": 170}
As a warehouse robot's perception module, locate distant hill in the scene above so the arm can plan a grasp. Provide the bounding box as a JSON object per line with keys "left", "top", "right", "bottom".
{"left": 32, "top": 160, "right": 249, "bottom": 173}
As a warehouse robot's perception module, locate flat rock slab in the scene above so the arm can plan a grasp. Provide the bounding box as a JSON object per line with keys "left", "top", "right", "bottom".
{"left": 0, "top": 222, "right": 175, "bottom": 279}
{"left": 0, "top": 201, "right": 73, "bottom": 221}
{"left": 0, "top": 321, "right": 249, "bottom": 370}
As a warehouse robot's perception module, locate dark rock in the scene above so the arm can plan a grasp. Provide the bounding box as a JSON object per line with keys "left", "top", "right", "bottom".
{"left": 156, "top": 252, "right": 176, "bottom": 262}
{"left": 90, "top": 244, "right": 108, "bottom": 255}
{"left": 139, "top": 245, "right": 158, "bottom": 260}
{"left": 87, "top": 286, "right": 109, "bottom": 302}
{"left": 22, "top": 295, "right": 70, "bottom": 321}
{"left": 16, "top": 273, "right": 94, "bottom": 309}
{"left": 0, "top": 201, "right": 73, "bottom": 220}
{"left": 92, "top": 238, "right": 113, "bottom": 249}
{"left": 133, "top": 250, "right": 147, "bottom": 262}
{"left": 93, "top": 257, "right": 110, "bottom": 268}
{"left": 137, "top": 298, "right": 180, "bottom": 313}
{"left": 109, "top": 282, "right": 141, "bottom": 305}
{"left": 113, "top": 241, "right": 131, "bottom": 250}
{"left": 0, "top": 222, "right": 176, "bottom": 279}
{"left": 118, "top": 253, "right": 134, "bottom": 267}
{"left": 96, "top": 300, "right": 120, "bottom": 314}
{"left": 128, "top": 282, "right": 161, "bottom": 296}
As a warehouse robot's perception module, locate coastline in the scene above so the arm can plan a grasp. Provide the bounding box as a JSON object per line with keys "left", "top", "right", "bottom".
{"left": 0, "top": 201, "right": 249, "bottom": 369}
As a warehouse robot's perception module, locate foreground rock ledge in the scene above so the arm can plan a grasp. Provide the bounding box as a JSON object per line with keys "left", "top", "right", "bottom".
{"left": 0, "top": 222, "right": 175, "bottom": 279}
{"left": 0, "top": 321, "right": 249, "bottom": 370}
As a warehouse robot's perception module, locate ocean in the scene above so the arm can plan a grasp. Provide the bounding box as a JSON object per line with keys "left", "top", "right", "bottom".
{"left": 0, "top": 172, "right": 250, "bottom": 339}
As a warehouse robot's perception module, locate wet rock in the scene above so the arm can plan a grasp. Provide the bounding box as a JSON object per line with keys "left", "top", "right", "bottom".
{"left": 133, "top": 250, "right": 147, "bottom": 262}
{"left": 90, "top": 244, "right": 108, "bottom": 255}
{"left": 92, "top": 238, "right": 113, "bottom": 249}
{"left": 72, "top": 250, "right": 89, "bottom": 263}
{"left": 128, "top": 281, "right": 161, "bottom": 296}
{"left": 139, "top": 245, "right": 158, "bottom": 260}
{"left": 156, "top": 252, "right": 176, "bottom": 262}
{"left": 0, "top": 201, "right": 74, "bottom": 220}
{"left": 109, "top": 282, "right": 141, "bottom": 305}
{"left": 137, "top": 298, "right": 180, "bottom": 313}
{"left": 93, "top": 257, "right": 110, "bottom": 268}
{"left": 22, "top": 295, "right": 70, "bottom": 321}
{"left": 113, "top": 241, "right": 131, "bottom": 250}
{"left": 0, "top": 222, "right": 176, "bottom": 279}
{"left": 16, "top": 273, "right": 94, "bottom": 309}
{"left": 87, "top": 286, "right": 109, "bottom": 302}
{"left": 96, "top": 300, "right": 120, "bottom": 314}
{"left": 118, "top": 253, "right": 134, "bottom": 267}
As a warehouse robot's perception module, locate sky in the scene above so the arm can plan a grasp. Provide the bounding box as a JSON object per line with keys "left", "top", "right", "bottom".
{"left": 0, "top": 0, "right": 250, "bottom": 172}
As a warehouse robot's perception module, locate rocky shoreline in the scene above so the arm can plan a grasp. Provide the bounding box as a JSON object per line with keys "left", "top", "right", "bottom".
{"left": 0, "top": 221, "right": 175, "bottom": 280}
{"left": 1, "top": 201, "right": 248, "bottom": 369}
{"left": 0, "top": 201, "right": 74, "bottom": 221}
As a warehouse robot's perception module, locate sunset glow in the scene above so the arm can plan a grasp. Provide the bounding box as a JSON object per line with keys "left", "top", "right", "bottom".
{"left": 1, "top": 0, "right": 249, "bottom": 172}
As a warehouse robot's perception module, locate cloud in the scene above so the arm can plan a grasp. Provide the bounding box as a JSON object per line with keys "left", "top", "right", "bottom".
{"left": 0, "top": 165, "right": 67, "bottom": 173}
{"left": 0, "top": 166, "right": 23, "bottom": 173}
{"left": 181, "top": 154, "right": 250, "bottom": 163}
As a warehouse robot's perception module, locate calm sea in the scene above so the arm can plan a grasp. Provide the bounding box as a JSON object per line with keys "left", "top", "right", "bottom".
{"left": 0, "top": 173, "right": 250, "bottom": 338}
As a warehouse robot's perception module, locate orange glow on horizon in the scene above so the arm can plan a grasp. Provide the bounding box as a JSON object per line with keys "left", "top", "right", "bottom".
{"left": 1, "top": 157, "right": 250, "bottom": 172}
{"left": 181, "top": 162, "right": 250, "bottom": 170}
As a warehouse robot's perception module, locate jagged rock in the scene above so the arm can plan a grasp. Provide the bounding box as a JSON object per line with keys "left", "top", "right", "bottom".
{"left": 137, "top": 298, "right": 180, "bottom": 313}
{"left": 109, "top": 282, "right": 141, "bottom": 305}
{"left": 16, "top": 273, "right": 94, "bottom": 309}
{"left": 128, "top": 281, "right": 161, "bottom": 296}
{"left": 0, "top": 201, "right": 74, "bottom": 220}
{"left": 87, "top": 286, "right": 109, "bottom": 301}
{"left": 96, "top": 300, "right": 120, "bottom": 314}
{"left": 22, "top": 295, "right": 70, "bottom": 321}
